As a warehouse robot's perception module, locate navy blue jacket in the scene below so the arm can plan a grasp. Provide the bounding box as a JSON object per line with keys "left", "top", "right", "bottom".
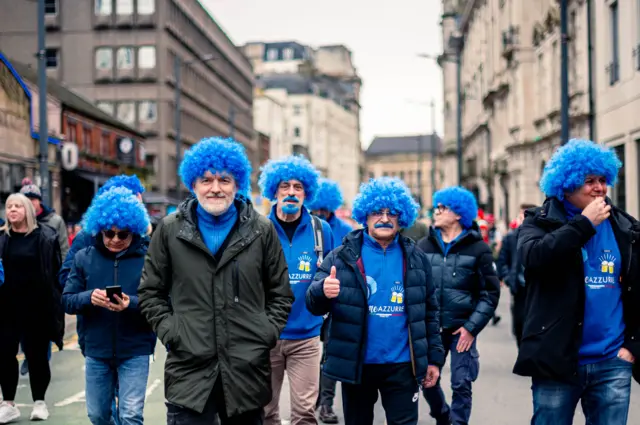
{"left": 62, "top": 236, "right": 156, "bottom": 359}
{"left": 306, "top": 229, "right": 445, "bottom": 385}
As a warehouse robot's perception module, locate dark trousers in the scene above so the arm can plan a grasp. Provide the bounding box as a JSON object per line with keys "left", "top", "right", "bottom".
{"left": 342, "top": 363, "right": 419, "bottom": 425}
{"left": 511, "top": 290, "right": 526, "bottom": 348}
{"left": 0, "top": 325, "right": 51, "bottom": 401}
{"left": 317, "top": 326, "right": 337, "bottom": 408}
{"left": 422, "top": 331, "right": 479, "bottom": 425}
{"left": 166, "top": 378, "right": 263, "bottom": 425}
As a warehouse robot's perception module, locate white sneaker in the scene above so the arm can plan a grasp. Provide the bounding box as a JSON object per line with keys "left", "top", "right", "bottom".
{"left": 0, "top": 402, "right": 20, "bottom": 424}
{"left": 30, "top": 401, "right": 49, "bottom": 421}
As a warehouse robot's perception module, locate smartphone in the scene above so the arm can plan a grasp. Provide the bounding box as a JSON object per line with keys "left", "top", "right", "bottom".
{"left": 106, "top": 285, "right": 122, "bottom": 304}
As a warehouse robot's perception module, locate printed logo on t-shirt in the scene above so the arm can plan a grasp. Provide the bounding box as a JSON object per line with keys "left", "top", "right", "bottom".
{"left": 367, "top": 277, "right": 405, "bottom": 317}
{"left": 289, "top": 253, "right": 313, "bottom": 285}
{"left": 584, "top": 251, "right": 618, "bottom": 289}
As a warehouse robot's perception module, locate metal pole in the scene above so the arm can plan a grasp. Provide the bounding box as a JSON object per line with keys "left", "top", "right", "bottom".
{"left": 174, "top": 55, "right": 182, "bottom": 196}
{"left": 229, "top": 104, "right": 235, "bottom": 139}
{"left": 37, "top": 0, "right": 50, "bottom": 206}
{"left": 417, "top": 136, "right": 423, "bottom": 209}
{"left": 430, "top": 99, "right": 437, "bottom": 198}
{"left": 586, "top": 0, "right": 595, "bottom": 141}
{"left": 456, "top": 47, "right": 463, "bottom": 185}
{"left": 560, "top": 0, "right": 570, "bottom": 144}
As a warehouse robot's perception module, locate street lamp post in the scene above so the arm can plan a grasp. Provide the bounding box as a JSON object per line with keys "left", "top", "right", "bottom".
{"left": 37, "top": 0, "right": 50, "bottom": 206}
{"left": 173, "top": 53, "right": 216, "bottom": 197}
{"left": 430, "top": 98, "right": 437, "bottom": 197}
{"left": 560, "top": 0, "right": 570, "bottom": 144}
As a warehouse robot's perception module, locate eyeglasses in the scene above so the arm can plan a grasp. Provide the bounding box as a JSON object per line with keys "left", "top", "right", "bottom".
{"left": 433, "top": 205, "right": 449, "bottom": 214}
{"left": 102, "top": 230, "right": 131, "bottom": 240}
{"left": 370, "top": 211, "right": 398, "bottom": 219}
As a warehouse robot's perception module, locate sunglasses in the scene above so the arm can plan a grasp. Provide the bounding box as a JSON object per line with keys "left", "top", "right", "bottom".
{"left": 102, "top": 230, "right": 132, "bottom": 240}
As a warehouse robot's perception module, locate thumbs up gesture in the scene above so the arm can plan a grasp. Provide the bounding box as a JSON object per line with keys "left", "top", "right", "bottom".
{"left": 323, "top": 266, "right": 340, "bottom": 299}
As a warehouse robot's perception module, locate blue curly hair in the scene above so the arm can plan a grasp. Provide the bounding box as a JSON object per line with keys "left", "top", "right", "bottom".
{"left": 433, "top": 186, "right": 478, "bottom": 229}
{"left": 98, "top": 174, "right": 145, "bottom": 196}
{"left": 351, "top": 177, "right": 419, "bottom": 228}
{"left": 305, "top": 178, "right": 344, "bottom": 212}
{"left": 540, "top": 139, "right": 622, "bottom": 199}
{"left": 258, "top": 155, "right": 320, "bottom": 202}
{"left": 179, "top": 137, "right": 252, "bottom": 197}
{"left": 82, "top": 187, "right": 150, "bottom": 236}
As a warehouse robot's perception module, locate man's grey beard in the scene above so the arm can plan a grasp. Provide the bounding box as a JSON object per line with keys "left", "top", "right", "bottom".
{"left": 196, "top": 193, "right": 233, "bottom": 216}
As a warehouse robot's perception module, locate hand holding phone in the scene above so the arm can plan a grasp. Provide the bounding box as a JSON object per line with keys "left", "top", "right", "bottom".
{"left": 106, "top": 286, "right": 123, "bottom": 304}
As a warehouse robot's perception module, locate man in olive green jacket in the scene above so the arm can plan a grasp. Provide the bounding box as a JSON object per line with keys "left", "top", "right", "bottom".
{"left": 138, "top": 137, "right": 293, "bottom": 425}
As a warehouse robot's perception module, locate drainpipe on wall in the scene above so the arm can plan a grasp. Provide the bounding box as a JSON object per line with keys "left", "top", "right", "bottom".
{"left": 587, "top": 0, "right": 596, "bottom": 141}
{"left": 485, "top": 124, "right": 494, "bottom": 215}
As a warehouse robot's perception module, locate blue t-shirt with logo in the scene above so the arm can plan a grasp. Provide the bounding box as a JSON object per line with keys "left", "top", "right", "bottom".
{"left": 361, "top": 232, "right": 411, "bottom": 364}
{"left": 564, "top": 200, "right": 625, "bottom": 364}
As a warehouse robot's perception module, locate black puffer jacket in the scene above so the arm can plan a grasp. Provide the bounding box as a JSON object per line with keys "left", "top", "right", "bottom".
{"left": 417, "top": 224, "right": 501, "bottom": 336}
{"left": 306, "top": 229, "right": 445, "bottom": 385}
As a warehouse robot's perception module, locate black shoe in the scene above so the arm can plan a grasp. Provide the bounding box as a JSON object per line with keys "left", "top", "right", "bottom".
{"left": 318, "top": 405, "right": 339, "bottom": 424}
{"left": 492, "top": 315, "right": 502, "bottom": 326}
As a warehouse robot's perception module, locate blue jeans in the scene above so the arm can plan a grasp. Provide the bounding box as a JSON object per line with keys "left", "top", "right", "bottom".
{"left": 423, "top": 332, "right": 479, "bottom": 425}
{"left": 531, "top": 356, "right": 633, "bottom": 425}
{"left": 85, "top": 356, "right": 150, "bottom": 425}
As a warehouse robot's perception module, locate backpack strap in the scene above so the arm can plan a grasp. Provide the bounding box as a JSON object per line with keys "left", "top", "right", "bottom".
{"left": 311, "top": 215, "right": 325, "bottom": 266}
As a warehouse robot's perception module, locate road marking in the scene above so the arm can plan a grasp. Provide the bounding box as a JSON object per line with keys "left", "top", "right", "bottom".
{"left": 145, "top": 379, "right": 162, "bottom": 401}
{"left": 16, "top": 403, "right": 33, "bottom": 408}
{"left": 55, "top": 391, "right": 86, "bottom": 407}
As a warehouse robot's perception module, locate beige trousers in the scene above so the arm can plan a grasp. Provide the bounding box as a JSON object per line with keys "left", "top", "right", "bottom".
{"left": 264, "top": 336, "right": 322, "bottom": 425}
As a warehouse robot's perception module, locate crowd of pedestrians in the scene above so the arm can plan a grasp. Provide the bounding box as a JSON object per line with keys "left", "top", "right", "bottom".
{"left": 0, "top": 136, "right": 638, "bottom": 425}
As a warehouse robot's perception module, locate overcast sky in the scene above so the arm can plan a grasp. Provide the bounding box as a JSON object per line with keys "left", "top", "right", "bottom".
{"left": 202, "top": 0, "right": 444, "bottom": 148}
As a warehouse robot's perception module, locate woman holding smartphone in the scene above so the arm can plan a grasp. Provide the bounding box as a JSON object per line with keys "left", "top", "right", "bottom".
{"left": 62, "top": 186, "right": 156, "bottom": 425}
{"left": 0, "top": 193, "right": 62, "bottom": 423}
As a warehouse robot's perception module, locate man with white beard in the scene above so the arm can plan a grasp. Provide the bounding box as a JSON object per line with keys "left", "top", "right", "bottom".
{"left": 138, "top": 137, "right": 294, "bottom": 425}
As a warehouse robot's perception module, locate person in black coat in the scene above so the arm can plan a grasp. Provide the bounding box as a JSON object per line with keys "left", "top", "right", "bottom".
{"left": 496, "top": 203, "right": 536, "bottom": 348}
{"left": 417, "top": 186, "right": 500, "bottom": 425}
{"left": 515, "top": 139, "right": 640, "bottom": 425}
{"left": 306, "top": 177, "right": 445, "bottom": 425}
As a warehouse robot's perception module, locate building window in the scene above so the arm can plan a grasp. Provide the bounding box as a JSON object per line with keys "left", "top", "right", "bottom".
{"left": 116, "top": 0, "right": 133, "bottom": 15}
{"left": 368, "top": 172, "right": 374, "bottom": 180}
{"left": 45, "top": 0, "right": 58, "bottom": 15}
{"left": 116, "top": 47, "right": 134, "bottom": 69}
{"left": 137, "top": 0, "right": 155, "bottom": 14}
{"left": 95, "top": 47, "right": 113, "bottom": 70}
{"left": 67, "top": 122, "right": 77, "bottom": 142}
{"left": 266, "top": 48, "right": 278, "bottom": 61}
{"left": 293, "top": 127, "right": 300, "bottom": 137}
{"left": 292, "top": 105, "right": 301, "bottom": 115}
{"left": 45, "top": 49, "right": 58, "bottom": 68}
{"left": 83, "top": 127, "right": 93, "bottom": 153}
{"left": 100, "top": 133, "right": 110, "bottom": 157}
{"left": 138, "top": 101, "right": 158, "bottom": 123}
{"left": 137, "top": 46, "right": 156, "bottom": 69}
{"left": 95, "top": 0, "right": 112, "bottom": 15}
{"left": 116, "top": 102, "right": 135, "bottom": 124}
{"left": 96, "top": 101, "right": 114, "bottom": 115}
{"left": 612, "top": 144, "right": 625, "bottom": 209}
{"left": 609, "top": 0, "right": 620, "bottom": 84}
{"left": 283, "top": 48, "right": 294, "bottom": 60}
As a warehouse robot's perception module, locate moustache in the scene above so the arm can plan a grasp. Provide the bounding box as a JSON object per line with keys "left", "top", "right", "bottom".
{"left": 374, "top": 223, "right": 394, "bottom": 229}
{"left": 205, "top": 194, "right": 226, "bottom": 199}
{"left": 284, "top": 196, "right": 299, "bottom": 203}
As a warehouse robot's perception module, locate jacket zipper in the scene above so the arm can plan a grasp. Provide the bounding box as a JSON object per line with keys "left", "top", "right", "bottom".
{"left": 403, "top": 258, "right": 417, "bottom": 378}
{"left": 112, "top": 259, "right": 119, "bottom": 358}
{"left": 233, "top": 259, "right": 239, "bottom": 302}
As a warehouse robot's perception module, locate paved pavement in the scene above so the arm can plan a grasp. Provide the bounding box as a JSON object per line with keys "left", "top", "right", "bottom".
{"left": 3, "top": 287, "right": 640, "bottom": 424}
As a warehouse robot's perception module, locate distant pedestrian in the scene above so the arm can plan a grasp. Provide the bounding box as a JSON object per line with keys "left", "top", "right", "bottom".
{"left": 62, "top": 187, "right": 155, "bottom": 425}
{"left": 0, "top": 193, "right": 63, "bottom": 423}
{"left": 139, "top": 137, "right": 293, "bottom": 425}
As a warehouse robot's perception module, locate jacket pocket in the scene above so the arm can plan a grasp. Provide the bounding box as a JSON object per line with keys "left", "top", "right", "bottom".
{"left": 521, "top": 314, "right": 564, "bottom": 341}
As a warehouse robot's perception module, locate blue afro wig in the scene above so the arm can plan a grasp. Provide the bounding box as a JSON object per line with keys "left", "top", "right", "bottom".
{"left": 98, "top": 174, "right": 145, "bottom": 196}
{"left": 351, "top": 177, "right": 419, "bottom": 228}
{"left": 259, "top": 155, "right": 320, "bottom": 201}
{"left": 82, "top": 187, "right": 150, "bottom": 236}
{"left": 433, "top": 186, "right": 478, "bottom": 229}
{"left": 179, "top": 137, "right": 252, "bottom": 197}
{"left": 305, "top": 178, "right": 344, "bottom": 212}
{"left": 540, "top": 139, "right": 622, "bottom": 199}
